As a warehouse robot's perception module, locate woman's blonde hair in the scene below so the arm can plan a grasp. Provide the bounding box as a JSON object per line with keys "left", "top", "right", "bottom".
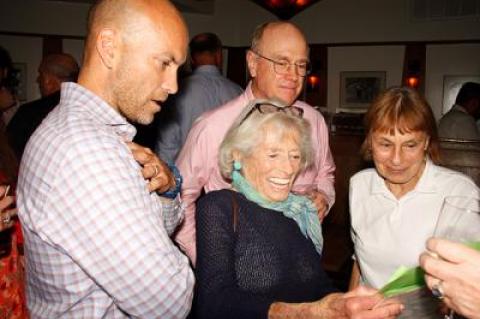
{"left": 361, "top": 86, "right": 440, "bottom": 163}
{"left": 219, "top": 99, "right": 313, "bottom": 179}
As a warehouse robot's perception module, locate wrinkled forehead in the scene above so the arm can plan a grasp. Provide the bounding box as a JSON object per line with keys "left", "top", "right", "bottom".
{"left": 259, "top": 120, "right": 301, "bottom": 145}
{"left": 259, "top": 25, "right": 308, "bottom": 59}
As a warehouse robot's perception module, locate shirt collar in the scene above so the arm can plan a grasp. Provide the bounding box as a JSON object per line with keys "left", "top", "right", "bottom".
{"left": 193, "top": 65, "right": 221, "bottom": 75}
{"left": 60, "top": 82, "right": 136, "bottom": 141}
{"left": 370, "top": 158, "right": 437, "bottom": 196}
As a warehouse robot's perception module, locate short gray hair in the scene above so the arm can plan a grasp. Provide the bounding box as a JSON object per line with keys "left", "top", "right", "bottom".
{"left": 219, "top": 99, "right": 313, "bottom": 180}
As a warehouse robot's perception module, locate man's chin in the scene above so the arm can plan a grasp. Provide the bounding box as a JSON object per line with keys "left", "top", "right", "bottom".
{"left": 275, "top": 92, "right": 298, "bottom": 106}
{"left": 134, "top": 112, "right": 157, "bottom": 125}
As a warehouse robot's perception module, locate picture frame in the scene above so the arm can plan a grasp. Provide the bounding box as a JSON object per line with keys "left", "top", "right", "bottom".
{"left": 442, "top": 75, "right": 480, "bottom": 114}
{"left": 340, "top": 71, "right": 386, "bottom": 110}
{"left": 12, "top": 63, "right": 27, "bottom": 101}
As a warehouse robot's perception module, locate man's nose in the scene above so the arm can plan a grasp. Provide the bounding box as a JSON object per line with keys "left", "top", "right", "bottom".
{"left": 162, "top": 69, "right": 179, "bottom": 95}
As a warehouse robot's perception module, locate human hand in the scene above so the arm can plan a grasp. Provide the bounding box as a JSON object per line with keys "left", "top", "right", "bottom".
{"left": 339, "top": 286, "right": 403, "bottom": 319}
{"left": 310, "top": 190, "right": 329, "bottom": 222}
{"left": 0, "top": 185, "right": 17, "bottom": 232}
{"left": 284, "top": 287, "right": 402, "bottom": 319}
{"left": 420, "top": 237, "right": 480, "bottom": 319}
{"left": 127, "top": 142, "right": 175, "bottom": 193}
{"left": 292, "top": 185, "right": 329, "bottom": 222}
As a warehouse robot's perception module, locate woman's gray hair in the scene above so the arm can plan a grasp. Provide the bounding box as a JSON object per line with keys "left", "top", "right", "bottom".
{"left": 219, "top": 99, "right": 313, "bottom": 180}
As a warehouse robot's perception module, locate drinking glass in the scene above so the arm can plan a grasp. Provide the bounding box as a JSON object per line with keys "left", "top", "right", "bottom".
{"left": 433, "top": 195, "right": 480, "bottom": 319}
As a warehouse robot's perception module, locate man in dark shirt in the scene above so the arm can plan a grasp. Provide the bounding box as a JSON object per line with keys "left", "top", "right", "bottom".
{"left": 7, "top": 53, "right": 79, "bottom": 158}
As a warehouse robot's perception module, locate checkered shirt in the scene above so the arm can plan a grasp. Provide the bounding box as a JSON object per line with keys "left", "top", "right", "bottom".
{"left": 17, "top": 82, "right": 194, "bottom": 318}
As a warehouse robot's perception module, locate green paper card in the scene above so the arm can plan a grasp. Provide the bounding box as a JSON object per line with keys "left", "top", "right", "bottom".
{"left": 380, "top": 266, "right": 425, "bottom": 297}
{"left": 380, "top": 241, "right": 480, "bottom": 297}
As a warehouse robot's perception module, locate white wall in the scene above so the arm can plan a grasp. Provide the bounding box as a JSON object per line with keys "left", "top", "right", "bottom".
{"left": 1, "top": 0, "right": 479, "bottom": 115}
{"left": 426, "top": 44, "right": 480, "bottom": 120}
{"left": 327, "top": 45, "right": 405, "bottom": 112}
{"left": 0, "top": 0, "right": 89, "bottom": 37}
{"left": 63, "top": 39, "right": 85, "bottom": 68}
{"left": 294, "top": 0, "right": 480, "bottom": 44}
{"left": 3, "top": 0, "right": 477, "bottom": 45}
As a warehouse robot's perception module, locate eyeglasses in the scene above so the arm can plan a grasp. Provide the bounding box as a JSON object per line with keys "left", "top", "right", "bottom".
{"left": 239, "top": 102, "right": 304, "bottom": 126}
{"left": 250, "top": 50, "right": 311, "bottom": 77}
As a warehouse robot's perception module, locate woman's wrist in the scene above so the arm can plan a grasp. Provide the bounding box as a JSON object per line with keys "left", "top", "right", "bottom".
{"left": 268, "top": 301, "right": 310, "bottom": 319}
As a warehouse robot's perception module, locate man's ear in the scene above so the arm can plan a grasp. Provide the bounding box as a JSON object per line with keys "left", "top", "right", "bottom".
{"left": 46, "top": 74, "right": 62, "bottom": 94}
{"left": 246, "top": 50, "right": 258, "bottom": 78}
{"left": 95, "top": 28, "right": 117, "bottom": 70}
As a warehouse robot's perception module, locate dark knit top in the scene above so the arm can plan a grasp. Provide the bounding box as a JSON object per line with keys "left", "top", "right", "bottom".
{"left": 193, "top": 189, "right": 336, "bottom": 319}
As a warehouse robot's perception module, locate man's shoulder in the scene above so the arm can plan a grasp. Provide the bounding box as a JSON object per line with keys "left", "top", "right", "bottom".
{"left": 294, "top": 100, "right": 325, "bottom": 120}
{"left": 194, "top": 93, "right": 245, "bottom": 126}
{"left": 34, "top": 102, "right": 121, "bottom": 150}
{"left": 440, "top": 108, "right": 470, "bottom": 121}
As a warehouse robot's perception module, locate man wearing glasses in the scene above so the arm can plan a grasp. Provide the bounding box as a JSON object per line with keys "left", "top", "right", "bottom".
{"left": 176, "top": 21, "right": 335, "bottom": 265}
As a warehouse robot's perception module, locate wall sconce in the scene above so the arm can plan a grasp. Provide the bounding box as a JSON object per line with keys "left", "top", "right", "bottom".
{"left": 307, "top": 74, "right": 320, "bottom": 92}
{"left": 405, "top": 61, "right": 420, "bottom": 89}
{"left": 406, "top": 76, "right": 419, "bottom": 88}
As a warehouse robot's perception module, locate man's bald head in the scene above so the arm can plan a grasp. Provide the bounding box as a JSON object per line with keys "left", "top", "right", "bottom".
{"left": 84, "top": 0, "right": 186, "bottom": 56}
{"left": 79, "top": 0, "right": 188, "bottom": 125}
{"left": 250, "top": 21, "right": 308, "bottom": 54}
{"left": 37, "top": 53, "right": 79, "bottom": 97}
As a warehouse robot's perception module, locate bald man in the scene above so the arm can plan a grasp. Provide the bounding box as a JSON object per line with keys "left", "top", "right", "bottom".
{"left": 176, "top": 21, "right": 335, "bottom": 264}
{"left": 17, "top": 1, "right": 194, "bottom": 318}
{"left": 7, "top": 53, "right": 79, "bottom": 158}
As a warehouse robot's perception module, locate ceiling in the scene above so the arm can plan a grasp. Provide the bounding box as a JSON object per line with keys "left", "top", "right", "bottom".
{"left": 42, "top": 0, "right": 215, "bottom": 14}
{"left": 42, "top": 0, "right": 323, "bottom": 18}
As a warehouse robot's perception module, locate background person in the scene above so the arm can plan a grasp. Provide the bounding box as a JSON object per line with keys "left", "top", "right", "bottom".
{"left": 194, "top": 99, "right": 403, "bottom": 319}
{"left": 175, "top": 21, "right": 335, "bottom": 264}
{"left": 349, "top": 86, "right": 479, "bottom": 290}
{"left": 420, "top": 238, "right": 480, "bottom": 319}
{"left": 17, "top": 0, "right": 194, "bottom": 317}
{"left": 155, "top": 32, "right": 243, "bottom": 163}
{"left": 7, "top": 53, "right": 80, "bottom": 159}
{"left": 438, "top": 82, "right": 480, "bottom": 140}
{"left": 0, "top": 124, "right": 27, "bottom": 318}
{"left": 0, "top": 46, "right": 18, "bottom": 126}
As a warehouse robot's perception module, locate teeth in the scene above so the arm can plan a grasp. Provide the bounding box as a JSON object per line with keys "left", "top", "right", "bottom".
{"left": 269, "top": 177, "right": 290, "bottom": 185}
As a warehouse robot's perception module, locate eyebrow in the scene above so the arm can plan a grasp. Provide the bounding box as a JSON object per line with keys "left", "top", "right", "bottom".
{"left": 270, "top": 53, "right": 309, "bottom": 63}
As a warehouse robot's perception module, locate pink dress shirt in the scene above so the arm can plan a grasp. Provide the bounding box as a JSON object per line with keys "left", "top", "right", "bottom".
{"left": 175, "top": 82, "right": 335, "bottom": 264}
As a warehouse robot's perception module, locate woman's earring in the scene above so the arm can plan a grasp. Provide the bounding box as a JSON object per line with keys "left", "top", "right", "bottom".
{"left": 233, "top": 161, "right": 242, "bottom": 171}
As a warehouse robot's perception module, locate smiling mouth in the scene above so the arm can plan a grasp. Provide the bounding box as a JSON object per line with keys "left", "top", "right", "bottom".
{"left": 268, "top": 177, "right": 291, "bottom": 189}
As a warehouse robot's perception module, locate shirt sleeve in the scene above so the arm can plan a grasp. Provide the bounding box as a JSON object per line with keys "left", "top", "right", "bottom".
{"left": 194, "top": 193, "right": 274, "bottom": 319}
{"left": 155, "top": 117, "right": 181, "bottom": 164}
{"left": 43, "top": 138, "right": 194, "bottom": 318}
{"left": 175, "top": 119, "right": 212, "bottom": 264}
{"left": 310, "top": 111, "right": 336, "bottom": 210}
{"left": 158, "top": 195, "right": 184, "bottom": 235}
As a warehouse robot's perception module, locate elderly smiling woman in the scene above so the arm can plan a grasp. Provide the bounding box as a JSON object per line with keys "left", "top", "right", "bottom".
{"left": 192, "top": 99, "right": 403, "bottom": 319}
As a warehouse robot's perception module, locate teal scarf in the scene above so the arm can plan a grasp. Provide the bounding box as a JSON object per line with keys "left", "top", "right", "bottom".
{"left": 232, "top": 169, "right": 323, "bottom": 255}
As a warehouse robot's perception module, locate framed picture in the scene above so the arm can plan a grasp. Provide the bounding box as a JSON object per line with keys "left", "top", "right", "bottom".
{"left": 340, "top": 71, "right": 386, "bottom": 110}
{"left": 442, "top": 75, "right": 480, "bottom": 114}
{"left": 12, "top": 63, "right": 27, "bottom": 101}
